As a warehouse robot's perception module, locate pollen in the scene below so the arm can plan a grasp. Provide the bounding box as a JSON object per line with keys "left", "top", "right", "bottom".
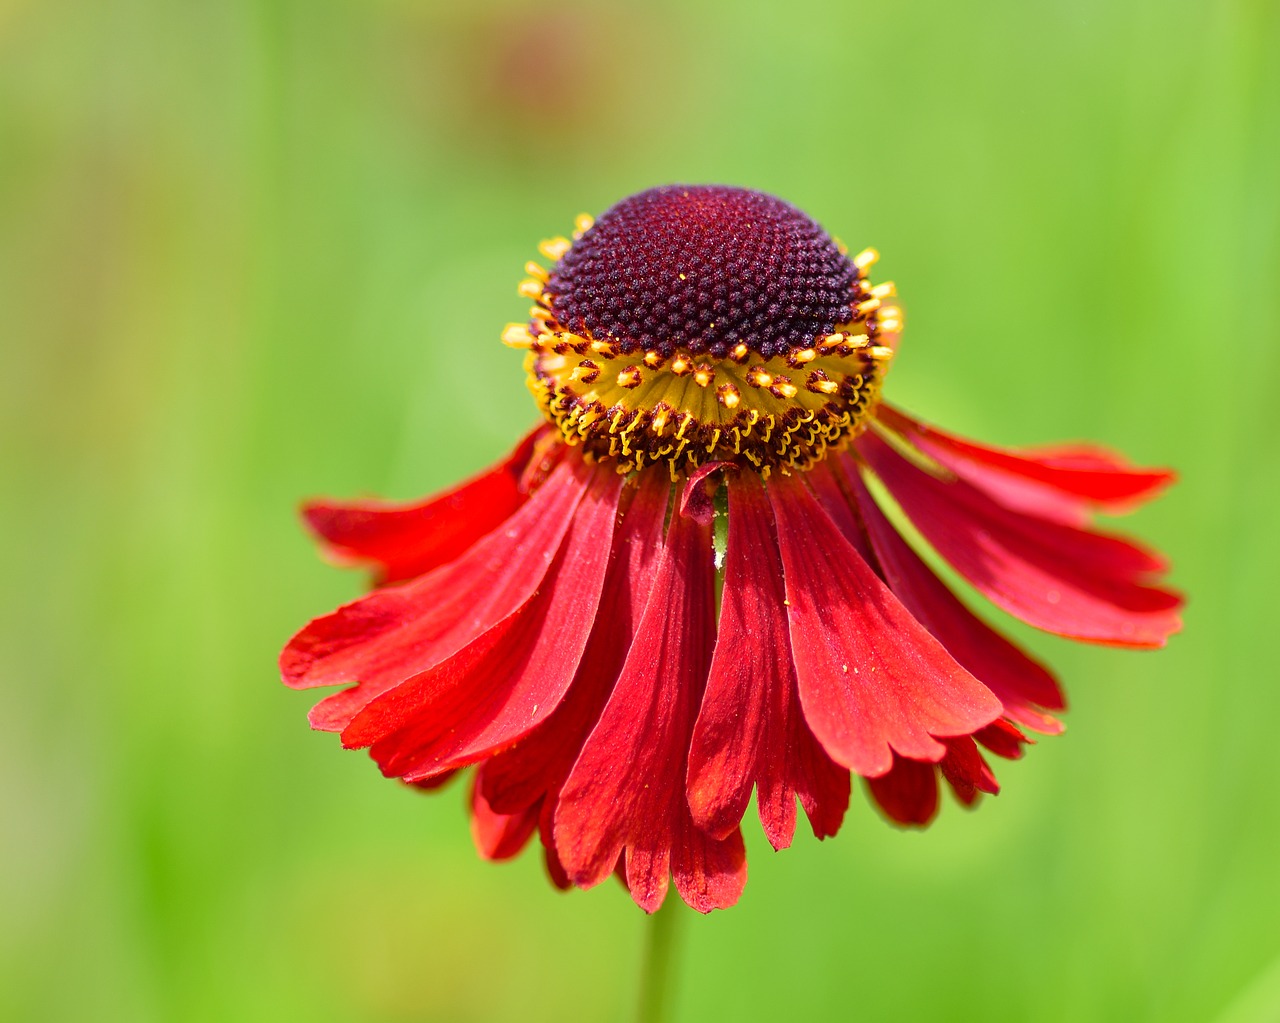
{"left": 513, "top": 185, "right": 900, "bottom": 476}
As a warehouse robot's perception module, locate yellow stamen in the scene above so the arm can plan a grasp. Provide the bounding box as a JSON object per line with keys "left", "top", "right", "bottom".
{"left": 746, "top": 366, "right": 773, "bottom": 388}
{"left": 538, "top": 237, "right": 571, "bottom": 261}
{"left": 853, "top": 247, "right": 880, "bottom": 270}
{"left": 617, "top": 366, "right": 642, "bottom": 388}
{"left": 502, "top": 323, "right": 535, "bottom": 349}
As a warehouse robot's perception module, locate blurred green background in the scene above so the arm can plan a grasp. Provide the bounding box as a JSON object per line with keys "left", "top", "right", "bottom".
{"left": 2, "top": 0, "right": 1277, "bottom": 1020}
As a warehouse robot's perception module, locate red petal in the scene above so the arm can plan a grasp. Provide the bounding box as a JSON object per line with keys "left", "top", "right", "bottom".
{"left": 302, "top": 428, "right": 547, "bottom": 585}
{"left": 877, "top": 405, "right": 1175, "bottom": 519}
{"left": 532, "top": 800, "right": 570, "bottom": 890}
{"left": 671, "top": 816, "right": 747, "bottom": 914}
{"left": 341, "top": 467, "right": 624, "bottom": 778}
{"left": 858, "top": 432, "right": 1183, "bottom": 648}
{"left": 404, "top": 769, "right": 459, "bottom": 791}
{"left": 480, "top": 472, "right": 671, "bottom": 815}
{"left": 686, "top": 474, "right": 850, "bottom": 851}
{"left": 843, "top": 462, "right": 1066, "bottom": 734}
{"left": 283, "top": 457, "right": 588, "bottom": 710}
{"left": 975, "top": 719, "right": 1030, "bottom": 760}
{"left": 679, "top": 461, "right": 735, "bottom": 525}
{"left": 865, "top": 756, "right": 939, "bottom": 826}
{"left": 768, "top": 474, "right": 1003, "bottom": 778}
{"left": 471, "top": 771, "right": 540, "bottom": 861}
{"left": 939, "top": 736, "right": 999, "bottom": 805}
{"left": 555, "top": 502, "right": 743, "bottom": 912}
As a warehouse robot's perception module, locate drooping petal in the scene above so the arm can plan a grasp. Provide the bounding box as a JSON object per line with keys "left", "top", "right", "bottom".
{"left": 865, "top": 756, "right": 939, "bottom": 826}
{"left": 671, "top": 817, "right": 748, "bottom": 915}
{"left": 939, "top": 736, "right": 1000, "bottom": 806}
{"left": 877, "top": 405, "right": 1174, "bottom": 521}
{"left": 842, "top": 461, "right": 1066, "bottom": 734}
{"left": 857, "top": 431, "right": 1183, "bottom": 648}
{"left": 341, "top": 467, "right": 624, "bottom": 779}
{"left": 687, "top": 474, "right": 849, "bottom": 851}
{"left": 768, "top": 474, "right": 1003, "bottom": 779}
{"left": 975, "top": 719, "right": 1030, "bottom": 760}
{"left": 555, "top": 506, "right": 746, "bottom": 913}
{"left": 480, "top": 471, "right": 670, "bottom": 816}
{"left": 471, "top": 771, "right": 541, "bottom": 861}
{"left": 302, "top": 428, "right": 550, "bottom": 585}
{"left": 282, "top": 457, "right": 589, "bottom": 728}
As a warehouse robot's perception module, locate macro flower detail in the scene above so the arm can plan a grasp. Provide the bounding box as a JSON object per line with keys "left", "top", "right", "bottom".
{"left": 282, "top": 184, "right": 1182, "bottom": 913}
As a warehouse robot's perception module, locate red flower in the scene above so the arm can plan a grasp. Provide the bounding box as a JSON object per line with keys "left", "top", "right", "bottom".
{"left": 282, "top": 185, "right": 1181, "bottom": 912}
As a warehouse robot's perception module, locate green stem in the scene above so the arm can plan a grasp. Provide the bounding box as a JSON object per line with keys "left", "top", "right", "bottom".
{"left": 636, "top": 899, "right": 682, "bottom": 1023}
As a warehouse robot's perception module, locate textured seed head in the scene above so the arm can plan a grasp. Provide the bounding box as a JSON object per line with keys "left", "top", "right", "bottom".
{"left": 544, "top": 185, "right": 857, "bottom": 359}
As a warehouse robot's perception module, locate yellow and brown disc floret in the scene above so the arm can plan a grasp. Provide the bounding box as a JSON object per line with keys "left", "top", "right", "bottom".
{"left": 503, "top": 185, "right": 902, "bottom": 477}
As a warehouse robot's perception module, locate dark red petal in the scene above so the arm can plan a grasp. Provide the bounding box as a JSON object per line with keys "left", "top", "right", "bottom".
{"left": 302, "top": 428, "right": 547, "bottom": 585}
{"left": 679, "top": 461, "right": 735, "bottom": 525}
{"left": 687, "top": 474, "right": 849, "bottom": 851}
{"left": 342, "top": 467, "right": 624, "bottom": 778}
{"left": 530, "top": 800, "right": 569, "bottom": 890}
{"left": 939, "top": 736, "right": 999, "bottom": 806}
{"left": 471, "top": 771, "right": 540, "bottom": 861}
{"left": 404, "top": 769, "right": 459, "bottom": 791}
{"left": 804, "top": 460, "right": 875, "bottom": 561}
{"left": 671, "top": 816, "right": 747, "bottom": 914}
{"left": 975, "top": 719, "right": 1029, "bottom": 760}
{"left": 480, "top": 472, "right": 670, "bottom": 816}
{"left": 768, "top": 474, "right": 1003, "bottom": 778}
{"left": 844, "top": 462, "right": 1066, "bottom": 734}
{"left": 282, "top": 457, "right": 589, "bottom": 721}
{"left": 555, "top": 505, "right": 739, "bottom": 912}
{"left": 865, "top": 756, "right": 939, "bottom": 826}
{"left": 877, "top": 405, "right": 1175, "bottom": 518}
{"left": 858, "top": 431, "right": 1183, "bottom": 648}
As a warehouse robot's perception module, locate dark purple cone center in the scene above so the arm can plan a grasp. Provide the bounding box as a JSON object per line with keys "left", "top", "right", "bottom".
{"left": 545, "top": 185, "right": 857, "bottom": 359}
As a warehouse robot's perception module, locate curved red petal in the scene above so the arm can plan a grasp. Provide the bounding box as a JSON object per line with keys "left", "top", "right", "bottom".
{"left": 975, "top": 719, "right": 1030, "bottom": 760}
{"left": 858, "top": 431, "right": 1183, "bottom": 648}
{"left": 303, "top": 428, "right": 548, "bottom": 585}
{"left": 480, "top": 471, "right": 670, "bottom": 816}
{"left": 471, "top": 771, "right": 540, "bottom": 861}
{"left": 768, "top": 474, "right": 1003, "bottom": 779}
{"left": 878, "top": 405, "right": 1175, "bottom": 518}
{"left": 554, "top": 503, "right": 724, "bottom": 911}
{"left": 939, "top": 736, "right": 999, "bottom": 805}
{"left": 537, "top": 800, "right": 573, "bottom": 891}
{"left": 672, "top": 816, "right": 747, "bottom": 914}
{"left": 282, "top": 457, "right": 588, "bottom": 707}
{"left": 687, "top": 474, "right": 849, "bottom": 851}
{"left": 341, "top": 467, "right": 623, "bottom": 777}
{"left": 865, "top": 756, "right": 939, "bottom": 826}
{"left": 843, "top": 461, "right": 1066, "bottom": 734}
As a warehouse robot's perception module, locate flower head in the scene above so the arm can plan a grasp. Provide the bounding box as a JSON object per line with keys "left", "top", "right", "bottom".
{"left": 283, "top": 185, "right": 1182, "bottom": 913}
{"left": 509, "top": 185, "right": 895, "bottom": 476}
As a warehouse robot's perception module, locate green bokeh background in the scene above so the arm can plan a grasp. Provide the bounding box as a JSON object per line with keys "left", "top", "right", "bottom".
{"left": 3, "top": 1, "right": 1277, "bottom": 1020}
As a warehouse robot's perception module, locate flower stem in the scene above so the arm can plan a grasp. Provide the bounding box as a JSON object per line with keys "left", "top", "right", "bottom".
{"left": 636, "top": 899, "right": 682, "bottom": 1023}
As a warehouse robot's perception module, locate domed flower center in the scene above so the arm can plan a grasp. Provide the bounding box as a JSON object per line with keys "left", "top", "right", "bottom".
{"left": 503, "top": 185, "right": 901, "bottom": 476}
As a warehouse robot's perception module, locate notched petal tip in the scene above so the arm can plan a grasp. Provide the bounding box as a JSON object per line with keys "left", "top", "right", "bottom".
{"left": 768, "top": 474, "right": 1003, "bottom": 780}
